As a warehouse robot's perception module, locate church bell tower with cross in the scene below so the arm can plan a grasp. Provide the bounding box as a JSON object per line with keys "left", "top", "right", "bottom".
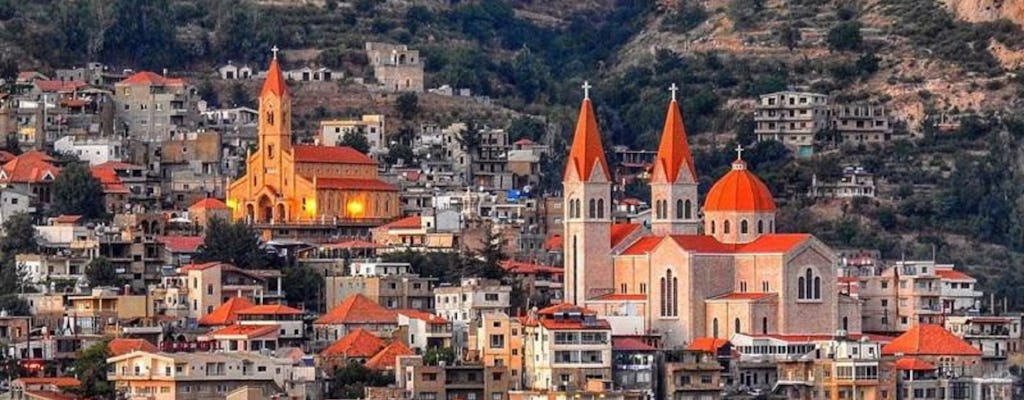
{"left": 650, "top": 83, "right": 700, "bottom": 236}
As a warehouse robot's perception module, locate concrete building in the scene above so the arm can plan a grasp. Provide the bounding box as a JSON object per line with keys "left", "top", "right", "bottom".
{"left": 113, "top": 71, "right": 198, "bottom": 142}
{"left": 775, "top": 335, "right": 894, "bottom": 400}
{"left": 855, "top": 261, "right": 982, "bottom": 333}
{"left": 661, "top": 349, "right": 724, "bottom": 400}
{"left": 391, "top": 355, "right": 512, "bottom": 400}
{"left": 832, "top": 104, "right": 893, "bottom": 145}
{"left": 366, "top": 42, "right": 424, "bottom": 92}
{"left": 754, "top": 91, "right": 829, "bottom": 155}
{"left": 522, "top": 303, "right": 613, "bottom": 392}
{"left": 435, "top": 278, "right": 512, "bottom": 349}
{"left": 809, "top": 166, "right": 876, "bottom": 199}
{"left": 323, "top": 262, "right": 436, "bottom": 312}
{"left": 319, "top": 115, "right": 386, "bottom": 156}
{"left": 472, "top": 312, "right": 525, "bottom": 389}
{"left": 53, "top": 135, "right": 127, "bottom": 165}
{"left": 218, "top": 63, "right": 254, "bottom": 80}
{"left": 945, "top": 315, "right": 1021, "bottom": 362}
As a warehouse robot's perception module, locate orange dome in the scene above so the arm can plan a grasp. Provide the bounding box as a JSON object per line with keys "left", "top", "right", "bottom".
{"left": 704, "top": 160, "right": 776, "bottom": 212}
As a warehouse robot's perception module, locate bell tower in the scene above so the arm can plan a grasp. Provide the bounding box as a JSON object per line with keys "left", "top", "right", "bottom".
{"left": 257, "top": 46, "right": 292, "bottom": 186}
{"left": 650, "top": 84, "right": 699, "bottom": 236}
{"left": 563, "top": 81, "right": 613, "bottom": 305}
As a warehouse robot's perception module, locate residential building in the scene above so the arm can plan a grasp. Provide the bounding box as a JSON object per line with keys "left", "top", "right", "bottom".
{"left": 53, "top": 135, "right": 127, "bottom": 165}
{"left": 218, "top": 63, "right": 254, "bottom": 80}
{"left": 472, "top": 312, "right": 525, "bottom": 389}
{"left": 319, "top": 114, "right": 386, "bottom": 156}
{"left": 809, "top": 166, "right": 876, "bottom": 199}
{"left": 945, "top": 315, "right": 1021, "bottom": 363}
{"left": 0, "top": 150, "right": 60, "bottom": 207}
{"left": 611, "top": 337, "right": 658, "bottom": 399}
{"left": 392, "top": 355, "right": 512, "bottom": 400}
{"left": 522, "top": 303, "right": 613, "bottom": 392}
{"left": 67, "top": 287, "right": 154, "bottom": 335}
{"left": 188, "top": 197, "right": 231, "bottom": 232}
{"left": 661, "top": 349, "right": 724, "bottom": 400}
{"left": 283, "top": 66, "right": 339, "bottom": 82}
{"left": 371, "top": 214, "right": 462, "bottom": 252}
{"left": 774, "top": 335, "right": 894, "bottom": 400}
{"left": 754, "top": 91, "right": 829, "bottom": 155}
{"left": 832, "top": 104, "right": 893, "bottom": 145}
{"left": 176, "top": 262, "right": 285, "bottom": 323}
{"left": 856, "top": 261, "right": 982, "bottom": 333}
{"left": 435, "top": 278, "right": 512, "bottom": 348}
{"left": 314, "top": 293, "right": 398, "bottom": 345}
{"left": 323, "top": 264, "right": 436, "bottom": 312}
{"left": 365, "top": 42, "right": 424, "bottom": 92}
{"left": 113, "top": 71, "right": 199, "bottom": 142}
{"left": 397, "top": 309, "right": 452, "bottom": 351}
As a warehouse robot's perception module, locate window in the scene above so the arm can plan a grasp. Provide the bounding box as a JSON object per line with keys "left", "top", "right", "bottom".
{"left": 675, "top": 199, "right": 683, "bottom": 219}
{"left": 207, "top": 284, "right": 213, "bottom": 295}
{"left": 490, "top": 334, "right": 505, "bottom": 348}
{"left": 757, "top": 220, "right": 763, "bottom": 233}
{"left": 485, "top": 293, "right": 499, "bottom": 302}
{"left": 735, "top": 318, "right": 741, "bottom": 334}
{"left": 713, "top": 318, "right": 719, "bottom": 338}
{"left": 724, "top": 220, "right": 731, "bottom": 234}
{"left": 711, "top": 220, "right": 716, "bottom": 234}
{"left": 762, "top": 317, "right": 768, "bottom": 334}
{"left": 741, "top": 220, "right": 748, "bottom": 234}
{"left": 684, "top": 199, "right": 692, "bottom": 219}
{"left": 597, "top": 198, "right": 604, "bottom": 218}
{"left": 588, "top": 199, "right": 596, "bottom": 218}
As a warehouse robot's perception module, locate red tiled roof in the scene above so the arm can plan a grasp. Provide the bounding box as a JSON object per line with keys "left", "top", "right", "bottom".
{"left": 539, "top": 318, "right": 611, "bottom": 330}
{"left": 513, "top": 138, "right": 535, "bottom": 146}
{"left": 0, "top": 151, "right": 59, "bottom": 184}
{"left": 687, "top": 337, "right": 730, "bottom": 353}
{"left": 315, "top": 177, "right": 397, "bottom": 191}
{"left": 564, "top": 98, "right": 610, "bottom": 181}
{"left": 53, "top": 215, "right": 82, "bottom": 224}
{"left": 396, "top": 309, "right": 447, "bottom": 324}
{"left": 379, "top": 216, "right": 421, "bottom": 230}
{"left": 882, "top": 324, "right": 982, "bottom": 356}
{"left": 90, "top": 167, "right": 130, "bottom": 194}
{"left": 0, "top": 151, "right": 16, "bottom": 163}
{"left": 235, "top": 304, "right": 303, "bottom": 315}
{"left": 538, "top": 303, "right": 597, "bottom": 316}
{"left": 936, "top": 269, "right": 974, "bottom": 281}
{"left": 156, "top": 236, "right": 204, "bottom": 253}
{"left": 293, "top": 145, "right": 376, "bottom": 164}
{"left": 108, "top": 338, "right": 158, "bottom": 356}
{"left": 622, "top": 234, "right": 811, "bottom": 256}
{"left": 93, "top": 161, "right": 143, "bottom": 170}
{"left": 895, "top": 357, "right": 937, "bottom": 371}
{"left": 22, "top": 390, "right": 79, "bottom": 400}
{"left": 262, "top": 58, "right": 287, "bottom": 97}
{"left": 365, "top": 341, "right": 414, "bottom": 370}
{"left": 709, "top": 292, "right": 776, "bottom": 301}
{"left": 613, "top": 337, "right": 656, "bottom": 351}
{"left": 198, "top": 297, "right": 256, "bottom": 326}
{"left": 190, "top": 198, "right": 229, "bottom": 210}
{"left": 704, "top": 160, "right": 776, "bottom": 212}
{"left": 180, "top": 262, "right": 224, "bottom": 272}
{"left": 321, "top": 328, "right": 386, "bottom": 358}
{"left": 209, "top": 324, "right": 279, "bottom": 338}
{"left": 619, "top": 197, "right": 643, "bottom": 206}
{"left": 120, "top": 71, "right": 185, "bottom": 86}
{"left": 315, "top": 294, "right": 397, "bottom": 325}
{"left": 589, "top": 293, "right": 647, "bottom": 301}
{"left": 611, "top": 223, "right": 641, "bottom": 247}
{"left": 34, "top": 80, "right": 88, "bottom": 93}
{"left": 14, "top": 377, "right": 81, "bottom": 387}
{"left": 620, "top": 236, "right": 663, "bottom": 255}
{"left": 543, "top": 235, "right": 562, "bottom": 250}
{"left": 501, "top": 260, "right": 563, "bottom": 275}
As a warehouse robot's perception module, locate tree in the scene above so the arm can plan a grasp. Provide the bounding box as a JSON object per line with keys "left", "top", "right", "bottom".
{"left": 51, "top": 162, "right": 106, "bottom": 220}
{"left": 69, "top": 340, "right": 115, "bottom": 399}
{"left": 1, "top": 213, "right": 37, "bottom": 256}
{"left": 329, "top": 361, "right": 391, "bottom": 399}
{"left": 468, "top": 227, "right": 507, "bottom": 280}
{"left": 385, "top": 143, "right": 414, "bottom": 166}
{"left": 0, "top": 295, "right": 29, "bottom": 316}
{"left": 506, "top": 117, "right": 546, "bottom": 142}
{"left": 228, "top": 82, "right": 253, "bottom": 108}
{"left": 423, "top": 347, "right": 456, "bottom": 366}
{"left": 727, "top": 0, "right": 764, "bottom": 29}
{"left": 827, "top": 21, "right": 863, "bottom": 52}
{"left": 85, "top": 257, "right": 121, "bottom": 287}
{"left": 197, "top": 79, "right": 219, "bottom": 108}
{"left": 339, "top": 131, "right": 371, "bottom": 154}
{"left": 195, "top": 218, "right": 273, "bottom": 268}
{"left": 283, "top": 265, "right": 324, "bottom": 312}
{"left": 0, "top": 55, "right": 16, "bottom": 87}
{"left": 779, "top": 23, "right": 800, "bottom": 50}
{"left": 395, "top": 92, "right": 419, "bottom": 120}
{"left": 4, "top": 134, "right": 21, "bottom": 155}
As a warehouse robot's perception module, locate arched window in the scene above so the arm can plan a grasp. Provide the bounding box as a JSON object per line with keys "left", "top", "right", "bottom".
{"left": 735, "top": 318, "right": 741, "bottom": 334}
{"left": 798, "top": 277, "right": 806, "bottom": 299}
{"left": 741, "top": 220, "right": 749, "bottom": 234}
{"left": 805, "top": 269, "right": 814, "bottom": 299}
{"left": 571, "top": 236, "right": 578, "bottom": 303}
{"left": 684, "top": 199, "right": 692, "bottom": 219}
{"left": 724, "top": 220, "right": 731, "bottom": 234}
{"left": 762, "top": 317, "right": 768, "bottom": 334}
{"left": 660, "top": 277, "right": 667, "bottom": 317}
{"left": 675, "top": 199, "right": 684, "bottom": 219}
{"left": 814, "top": 277, "right": 821, "bottom": 299}
{"left": 758, "top": 220, "right": 764, "bottom": 234}
{"left": 597, "top": 199, "right": 605, "bottom": 218}
{"left": 672, "top": 276, "right": 679, "bottom": 317}
{"left": 713, "top": 318, "right": 719, "bottom": 338}
{"left": 842, "top": 317, "right": 848, "bottom": 331}
{"left": 576, "top": 199, "right": 582, "bottom": 218}
{"left": 711, "top": 221, "right": 716, "bottom": 234}
{"left": 588, "top": 199, "right": 596, "bottom": 218}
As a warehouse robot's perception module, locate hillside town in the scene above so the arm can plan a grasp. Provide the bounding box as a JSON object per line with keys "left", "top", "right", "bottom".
{"left": 0, "top": 34, "right": 1019, "bottom": 400}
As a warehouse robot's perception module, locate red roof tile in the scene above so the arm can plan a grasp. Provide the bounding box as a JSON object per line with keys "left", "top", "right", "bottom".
{"left": 180, "top": 261, "right": 224, "bottom": 272}
{"left": 0, "top": 152, "right": 59, "bottom": 184}
{"left": 882, "top": 325, "right": 982, "bottom": 356}
{"left": 704, "top": 160, "right": 776, "bottom": 212}
{"left": 120, "top": 71, "right": 185, "bottom": 86}
{"left": 53, "top": 215, "right": 82, "bottom": 224}
{"left": 22, "top": 390, "right": 79, "bottom": 400}
{"left": 156, "top": 236, "right": 204, "bottom": 253}
{"left": 501, "top": 260, "right": 563, "bottom": 275}
{"left": 293, "top": 145, "right": 376, "bottom": 164}
{"left": 538, "top": 303, "right": 597, "bottom": 316}
{"left": 315, "top": 294, "right": 397, "bottom": 325}
{"left": 379, "top": 216, "right": 421, "bottom": 230}
{"left": 652, "top": 99, "right": 697, "bottom": 184}
{"left": 936, "top": 269, "right": 974, "bottom": 281}
{"left": 622, "top": 234, "right": 810, "bottom": 256}
{"left": 589, "top": 293, "right": 647, "bottom": 301}
{"left": 620, "top": 236, "right": 664, "bottom": 255}
{"left": 198, "top": 297, "right": 256, "bottom": 326}
{"left": 895, "top": 357, "right": 937, "bottom": 371}
{"left": 34, "top": 80, "right": 88, "bottom": 93}
{"left": 611, "top": 223, "right": 641, "bottom": 247}
{"left": 315, "top": 177, "right": 397, "bottom": 191}
{"left": 90, "top": 167, "right": 130, "bottom": 194}
{"left": 543, "top": 235, "right": 562, "bottom": 250}
{"left": 365, "top": 341, "right": 414, "bottom": 370}
{"left": 321, "top": 328, "right": 386, "bottom": 358}
{"left": 613, "top": 337, "right": 656, "bottom": 351}
{"left": 190, "top": 198, "right": 229, "bottom": 210}
{"left": 235, "top": 304, "right": 303, "bottom": 315}
{"left": 107, "top": 338, "right": 158, "bottom": 356}
{"left": 262, "top": 59, "right": 288, "bottom": 97}
{"left": 687, "top": 337, "right": 730, "bottom": 353}
{"left": 396, "top": 309, "right": 447, "bottom": 324}
{"left": 93, "top": 161, "right": 143, "bottom": 170}
{"left": 209, "top": 324, "right": 279, "bottom": 338}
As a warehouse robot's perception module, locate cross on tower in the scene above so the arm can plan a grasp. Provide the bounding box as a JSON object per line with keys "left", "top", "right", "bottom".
{"left": 271, "top": 45, "right": 280, "bottom": 60}
{"left": 669, "top": 83, "right": 678, "bottom": 102}
{"left": 735, "top": 144, "right": 745, "bottom": 160}
{"left": 582, "top": 81, "right": 592, "bottom": 100}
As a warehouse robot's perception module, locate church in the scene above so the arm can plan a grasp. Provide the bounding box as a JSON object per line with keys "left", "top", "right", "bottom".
{"left": 559, "top": 84, "right": 861, "bottom": 348}
{"left": 227, "top": 50, "right": 400, "bottom": 227}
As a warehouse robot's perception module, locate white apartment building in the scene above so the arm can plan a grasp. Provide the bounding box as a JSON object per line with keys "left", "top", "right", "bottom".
{"left": 523, "top": 303, "right": 612, "bottom": 392}
{"left": 434, "top": 278, "right": 512, "bottom": 349}
{"left": 53, "top": 135, "right": 126, "bottom": 165}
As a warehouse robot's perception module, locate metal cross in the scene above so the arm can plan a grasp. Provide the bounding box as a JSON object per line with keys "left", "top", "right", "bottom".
{"left": 735, "top": 144, "right": 745, "bottom": 160}
{"left": 582, "top": 81, "right": 591, "bottom": 100}
{"left": 669, "top": 83, "right": 678, "bottom": 101}
{"left": 271, "top": 45, "right": 279, "bottom": 60}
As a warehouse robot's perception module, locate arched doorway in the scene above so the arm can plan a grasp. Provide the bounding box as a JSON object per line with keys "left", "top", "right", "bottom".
{"left": 258, "top": 196, "right": 273, "bottom": 223}
{"left": 275, "top": 203, "right": 287, "bottom": 222}
{"left": 245, "top": 204, "right": 255, "bottom": 222}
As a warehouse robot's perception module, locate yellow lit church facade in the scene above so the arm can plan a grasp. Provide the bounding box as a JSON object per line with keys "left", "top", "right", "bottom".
{"left": 227, "top": 53, "right": 399, "bottom": 225}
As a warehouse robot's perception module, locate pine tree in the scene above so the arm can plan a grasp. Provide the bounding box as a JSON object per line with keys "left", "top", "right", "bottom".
{"left": 51, "top": 162, "right": 105, "bottom": 219}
